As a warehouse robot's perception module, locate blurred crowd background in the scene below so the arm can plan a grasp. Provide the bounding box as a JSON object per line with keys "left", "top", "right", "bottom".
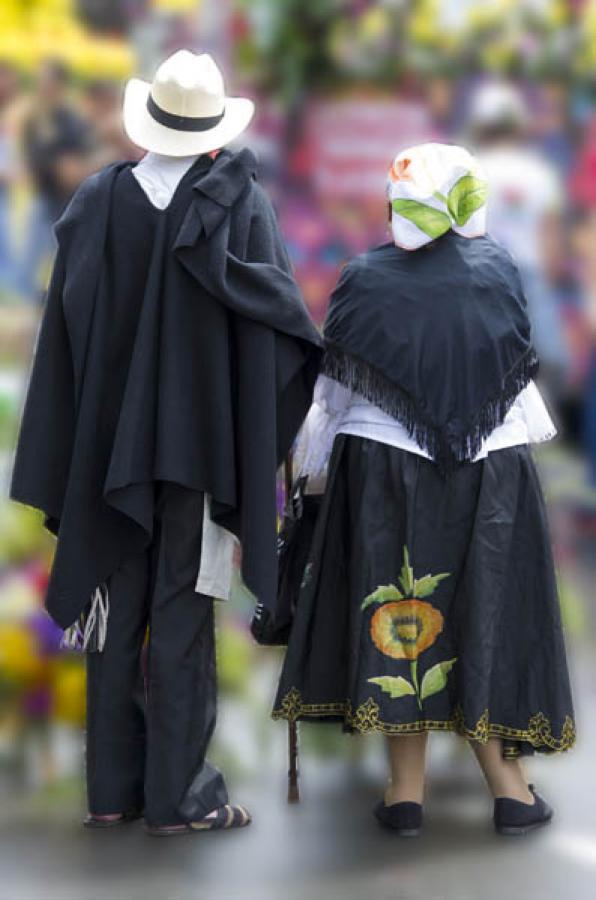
{"left": 0, "top": 0, "right": 595, "bottom": 876}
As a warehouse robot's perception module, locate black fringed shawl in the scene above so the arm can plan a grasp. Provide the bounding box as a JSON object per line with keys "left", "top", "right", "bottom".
{"left": 323, "top": 234, "right": 537, "bottom": 472}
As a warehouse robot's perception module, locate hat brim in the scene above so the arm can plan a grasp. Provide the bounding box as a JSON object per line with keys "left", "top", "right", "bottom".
{"left": 123, "top": 78, "right": 255, "bottom": 157}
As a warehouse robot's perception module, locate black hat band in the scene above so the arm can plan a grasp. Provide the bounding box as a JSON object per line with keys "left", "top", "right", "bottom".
{"left": 147, "top": 94, "right": 225, "bottom": 132}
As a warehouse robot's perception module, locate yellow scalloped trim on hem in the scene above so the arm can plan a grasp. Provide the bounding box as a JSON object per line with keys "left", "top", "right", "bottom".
{"left": 272, "top": 688, "right": 576, "bottom": 753}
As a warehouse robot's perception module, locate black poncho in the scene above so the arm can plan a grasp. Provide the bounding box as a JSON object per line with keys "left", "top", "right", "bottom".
{"left": 323, "top": 235, "right": 537, "bottom": 472}
{"left": 11, "top": 148, "right": 321, "bottom": 629}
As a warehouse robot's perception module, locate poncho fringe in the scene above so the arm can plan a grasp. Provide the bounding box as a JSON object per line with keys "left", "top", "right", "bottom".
{"left": 322, "top": 343, "right": 539, "bottom": 473}
{"left": 61, "top": 583, "right": 109, "bottom": 653}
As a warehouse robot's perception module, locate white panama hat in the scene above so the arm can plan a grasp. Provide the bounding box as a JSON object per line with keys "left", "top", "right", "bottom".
{"left": 123, "top": 49, "right": 255, "bottom": 157}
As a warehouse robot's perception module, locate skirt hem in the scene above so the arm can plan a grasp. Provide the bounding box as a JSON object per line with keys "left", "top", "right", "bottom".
{"left": 272, "top": 689, "right": 576, "bottom": 756}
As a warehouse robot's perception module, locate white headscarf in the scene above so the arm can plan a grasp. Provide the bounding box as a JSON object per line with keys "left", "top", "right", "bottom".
{"left": 387, "top": 143, "right": 488, "bottom": 250}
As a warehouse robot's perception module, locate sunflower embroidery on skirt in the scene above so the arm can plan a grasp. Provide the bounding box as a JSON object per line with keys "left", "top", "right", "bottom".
{"left": 363, "top": 547, "right": 456, "bottom": 710}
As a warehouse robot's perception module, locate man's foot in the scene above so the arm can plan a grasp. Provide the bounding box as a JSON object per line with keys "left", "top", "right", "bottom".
{"left": 494, "top": 784, "right": 553, "bottom": 836}
{"left": 374, "top": 800, "right": 423, "bottom": 837}
{"left": 145, "top": 804, "right": 252, "bottom": 836}
{"left": 83, "top": 810, "right": 143, "bottom": 828}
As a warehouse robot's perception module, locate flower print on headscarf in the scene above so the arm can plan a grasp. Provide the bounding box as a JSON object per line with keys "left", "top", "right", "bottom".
{"left": 389, "top": 156, "right": 414, "bottom": 184}
{"left": 387, "top": 142, "right": 488, "bottom": 251}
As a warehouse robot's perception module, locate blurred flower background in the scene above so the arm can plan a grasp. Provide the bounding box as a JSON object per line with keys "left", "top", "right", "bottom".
{"left": 0, "top": 2, "right": 595, "bottom": 898}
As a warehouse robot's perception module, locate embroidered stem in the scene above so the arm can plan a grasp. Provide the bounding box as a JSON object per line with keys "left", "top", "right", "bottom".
{"left": 410, "top": 660, "right": 422, "bottom": 710}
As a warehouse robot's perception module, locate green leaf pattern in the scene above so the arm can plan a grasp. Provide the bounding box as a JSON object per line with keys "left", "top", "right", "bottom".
{"left": 447, "top": 174, "right": 488, "bottom": 226}
{"left": 391, "top": 198, "right": 451, "bottom": 240}
{"left": 413, "top": 572, "right": 450, "bottom": 598}
{"left": 391, "top": 173, "right": 487, "bottom": 240}
{"left": 367, "top": 676, "right": 416, "bottom": 699}
{"left": 361, "top": 583, "right": 403, "bottom": 611}
{"left": 364, "top": 546, "right": 457, "bottom": 709}
{"left": 420, "top": 658, "right": 457, "bottom": 701}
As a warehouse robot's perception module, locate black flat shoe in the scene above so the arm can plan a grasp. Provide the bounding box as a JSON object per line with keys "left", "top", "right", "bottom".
{"left": 494, "top": 784, "right": 553, "bottom": 836}
{"left": 374, "top": 800, "right": 423, "bottom": 837}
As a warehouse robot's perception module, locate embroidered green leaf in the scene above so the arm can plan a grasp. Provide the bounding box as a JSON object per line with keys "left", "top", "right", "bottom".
{"left": 413, "top": 572, "right": 450, "bottom": 598}
{"left": 447, "top": 175, "right": 488, "bottom": 226}
{"left": 398, "top": 546, "right": 415, "bottom": 597}
{"left": 368, "top": 676, "right": 416, "bottom": 699}
{"left": 420, "top": 658, "right": 457, "bottom": 701}
{"left": 391, "top": 199, "right": 451, "bottom": 239}
{"left": 361, "top": 584, "right": 403, "bottom": 611}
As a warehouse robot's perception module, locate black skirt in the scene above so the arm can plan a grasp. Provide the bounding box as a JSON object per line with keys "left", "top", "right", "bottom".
{"left": 273, "top": 436, "right": 575, "bottom": 759}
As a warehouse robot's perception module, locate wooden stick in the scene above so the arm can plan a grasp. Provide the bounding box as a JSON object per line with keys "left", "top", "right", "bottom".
{"left": 284, "top": 449, "right": 293, "bottom": 506}
{"left": 288, "top": 720, "right": 300, "bottom": 803}
{"left": 284, "top": 450, "right": 300, "bottom": 802}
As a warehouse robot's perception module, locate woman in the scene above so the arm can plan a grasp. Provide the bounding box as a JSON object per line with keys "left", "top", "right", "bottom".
{"left": 273, "top": 143, "right": 575, "bottom": 837}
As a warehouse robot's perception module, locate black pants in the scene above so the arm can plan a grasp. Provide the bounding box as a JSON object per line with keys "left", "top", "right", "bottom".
{"left": 86, "top": 483, "right": 228, "bottom": 826}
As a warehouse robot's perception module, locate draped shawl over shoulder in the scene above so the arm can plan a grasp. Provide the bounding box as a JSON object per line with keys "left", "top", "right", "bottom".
{"left": 323, "top": 234, "right": 537, "bottom": 472}
{"left": 11, "top": 148, "right": 321, "bottom": 629}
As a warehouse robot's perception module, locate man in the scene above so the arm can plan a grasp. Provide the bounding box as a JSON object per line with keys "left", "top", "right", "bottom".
{"left": 11, "top": 50, "right": 321, "bottom": 835}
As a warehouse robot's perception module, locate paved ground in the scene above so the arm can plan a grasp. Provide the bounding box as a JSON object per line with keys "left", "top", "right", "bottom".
{"left": 1, "top": 653, "right": 594, "bottom": 900}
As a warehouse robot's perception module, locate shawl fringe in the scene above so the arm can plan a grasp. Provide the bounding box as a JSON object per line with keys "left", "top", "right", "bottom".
{"left": 61, "top": 584, "right": 109, "bottom": 653}
{"left": 322, "top": 344, "right": 539, "bottom": 473}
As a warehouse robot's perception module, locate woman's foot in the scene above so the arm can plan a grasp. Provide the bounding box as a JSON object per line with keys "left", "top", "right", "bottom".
{"left": 469, "top": 737, "right": 534, "bottom": 803}
{"left": 83, "top": 810, "right": 143, "bottom": 828}
{"left": 145, "top": 804, "right": 252, "bottom": 836}
{"left": 494, "top": 784, "right": 553, "bottom": 836}
{"left": 374, "top": 800, "right": 423, "bottom": 837}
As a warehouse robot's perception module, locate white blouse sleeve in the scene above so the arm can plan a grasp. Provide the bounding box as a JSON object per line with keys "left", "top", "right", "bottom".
{"left": 293, "top": 375, "right": 352, "bottom": 477}
{"left": 313, "top": 373, "right": 352, "bottom": 416}
{"left": 516, "top": 380, "right": 557, "bottom": 444}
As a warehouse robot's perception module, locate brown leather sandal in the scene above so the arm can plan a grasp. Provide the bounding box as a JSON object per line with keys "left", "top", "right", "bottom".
{"left": 145, "top": 804, "right": 252, "bottom": 836}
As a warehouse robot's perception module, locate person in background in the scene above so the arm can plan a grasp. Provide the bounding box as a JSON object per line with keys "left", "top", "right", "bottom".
{"left": 424, "top": 73, "right": 456, "bottom": 142}
{"left": 0, "top": 61, "right": 19, "bottom": 297}
{"left": 469, "top": 81, "right": 570, "bottom": 409}
{"left": 534, "top": 77, "right": 576, "bottom": 183}
{"left": 81, "top": 79, "right": 144, "bottom": 167}
{"left": 274, "top": 143, "right": 575, "bottom": 837}
{"left": 18, "top": 59, "right": 92, "bottom": 303}
{"left": 569, "top": 124, "right": 596, "bottom": 486}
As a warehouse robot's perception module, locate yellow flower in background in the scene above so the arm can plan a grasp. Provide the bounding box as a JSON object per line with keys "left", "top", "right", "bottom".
{"left": 152, "top": 0, "right": 200, "bottom": 11}
{"left": 360, "top": 7, "right": 390, "bottom": 43}
{"left": 0, "top": 0, "right": 136, "bottom": 78}
{"left": 0, "top": 622, "right": 46, "bottom": 684}
{"left": 409, "top": 6, "right": 440, "bottom": 46}
{"left": 467, "top": 2, "right": 502, "bottom": 32}
{"left": 370, "top": 599, "right": 443, "bottom": 661}
{"left": 546, "top": 0, "right": 568, "bottom": 29}
{"left": 51, "top": 659, "right": 86, "bottom": 727}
